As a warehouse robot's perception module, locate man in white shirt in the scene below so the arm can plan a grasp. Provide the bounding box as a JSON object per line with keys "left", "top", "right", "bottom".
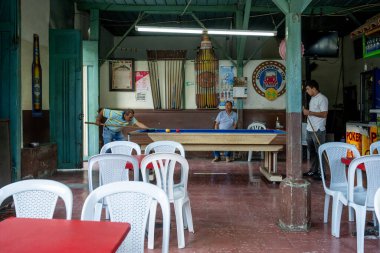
{"left": 302, "top": 80, "right": 328, "bottom": 180}
{"left": 212, "top": 101, "right": 238, "bottom": 162}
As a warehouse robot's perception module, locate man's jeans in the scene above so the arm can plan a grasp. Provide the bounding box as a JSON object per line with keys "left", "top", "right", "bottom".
{"left": 306, "top": 129, "right": 326, "bottom": 174}
{"left": 213, "top": 151, "right": 232, "bottom": 158}
{"left": 102, "top": 127, "right": 125, "bottom": 145}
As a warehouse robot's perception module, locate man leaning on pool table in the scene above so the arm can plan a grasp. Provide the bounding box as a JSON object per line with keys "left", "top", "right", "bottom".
{"left": 212, "top": 100, "right": 238, "bottom": 163}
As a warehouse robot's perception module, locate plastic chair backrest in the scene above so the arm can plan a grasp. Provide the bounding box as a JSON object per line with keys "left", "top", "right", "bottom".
{"left": 374, "top": 188, "right": 380, "bottom": 222}
{"left": 348, "top": 155, "right": 380, "bottom": 209}
{"left": 0, "top": 179, "right": 73, "bottom": 220}
{"left": 247, "top": 122, "right": 266, "bottom": 130}
{"left": 100, "top": 141, "right": 141, "bottom": 155}
{"left": 81, "top": 181, "right": 170, "bottom": 253}
{"left": 318, "top": 142, "right": 361, "bottom": 191}
{"left": 145, "top": 141, "right": 185, "bottom": 157}
{"left": 88, "top": 154, "right": 139, "bottom": 192}
{"left": 370, "top": 141, "right": 380, "bottom": 155}
{"left": 141, "top": 153, "right": 189, "bottom": 201}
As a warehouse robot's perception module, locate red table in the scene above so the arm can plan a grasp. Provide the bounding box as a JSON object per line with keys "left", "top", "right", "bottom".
{"left": 0, "top": 218, "right": 131, "bottom": 253}
{"left": 340, "top": 157, "right": 366, "bottom": 171}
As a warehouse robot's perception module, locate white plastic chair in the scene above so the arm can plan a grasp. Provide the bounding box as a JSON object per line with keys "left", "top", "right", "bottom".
{"left": 0, "top": 179, "right": 73, "bottom": 220}
{"left": 318, "top": 142, "right": 364, "bottom": 237}
{"left": 81, "top": 181, "right": 170, "bottom": 253}
{"left": 100, "top": 141, "right": 141, "bottom": 155}
{"left": 88, "top": 153, "right": 139, "bottom": 219}
{"left": 374, "top": 188, "right": 380, "bottom": 224}
{"left": 141, "top": 153, "right": 194, "bottom": 249}
{"left": 145, "top": 140, "right": 185, "bottom": 157}
{"left": 144, "top": 140, "right": 186, "bottom": 183}
{"left": 247, "top": 122, "right": 266, "bottom": 161}
{"left": 370, "top": 141, "right": 380, "bottom": 155}
{"left": 347, "top": 155, "right": 380, "bottom": 253}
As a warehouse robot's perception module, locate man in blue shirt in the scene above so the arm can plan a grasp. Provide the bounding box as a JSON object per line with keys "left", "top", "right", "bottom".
{"left": 96, "top": 108, "right": 148, "bottom": 145}
{"left": 212, "top": 100, "right": 238, "bottom": 162}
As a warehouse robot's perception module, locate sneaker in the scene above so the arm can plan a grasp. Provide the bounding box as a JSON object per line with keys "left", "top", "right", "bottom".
{"left": 226, "top": 157, "right": 232, "bottom": 162}
{"left": 303, "top": 170, "right": 316, "bottom": 177}
{"left": 312, "top": 173, "right": 325, "bottom": 181}
{"left": 212, "top": 157, "right": 221, "bottom": 163}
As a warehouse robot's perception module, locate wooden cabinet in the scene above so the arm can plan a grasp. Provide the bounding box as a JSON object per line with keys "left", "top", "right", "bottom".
{"left": 21, "top": 143, "right": 57, "bottom": 178}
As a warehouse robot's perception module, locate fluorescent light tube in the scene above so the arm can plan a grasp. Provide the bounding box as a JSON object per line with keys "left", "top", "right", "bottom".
{"left": 135, "top": 26, "right": 277, "bottom": 36}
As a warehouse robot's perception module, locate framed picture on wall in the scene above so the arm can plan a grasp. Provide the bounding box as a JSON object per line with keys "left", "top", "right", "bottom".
{"left": 109, "top": 59, "right": 135, "bottom": 91}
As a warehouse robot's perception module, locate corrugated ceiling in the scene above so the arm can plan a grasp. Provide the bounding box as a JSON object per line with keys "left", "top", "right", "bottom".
{"left": 75, "top": 0, "right": 380, "bottom": 37}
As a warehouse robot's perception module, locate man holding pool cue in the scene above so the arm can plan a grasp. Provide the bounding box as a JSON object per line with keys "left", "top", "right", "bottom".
{"left": 95, "top": 108, "right": 148, "bottom": 145}
{"left": 302, "top": 80, "right": 328, "bottom": 181}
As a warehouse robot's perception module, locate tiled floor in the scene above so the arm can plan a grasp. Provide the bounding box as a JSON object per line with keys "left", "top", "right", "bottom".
{"left": 49, "top": 157, "right": 380, "bottom": 252}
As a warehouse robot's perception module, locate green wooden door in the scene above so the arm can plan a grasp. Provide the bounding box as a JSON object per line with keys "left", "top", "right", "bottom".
{"left": 0, "top": 0, "right": 21, "bottom": 179}
{"left": 83, "top": 41, "right": 99, "bottom": 159}
{"left": 49, "top": 29, "right": 82, "bottom": 169}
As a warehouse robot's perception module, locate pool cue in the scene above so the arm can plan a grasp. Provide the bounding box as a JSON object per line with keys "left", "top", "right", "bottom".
{"left": 153, "top": 61, "right": 159, "bottom": 109}
{"left": 174, "top": 56, "right": 179, "bottom": 109}
{"left": 148, "top": 60, "right": 154, "bottom": 107}
{"left": 85, "top": 121, "right": 143, "bottom": 129}
{"left": 171, "top": 59, "right": 174, "bottom": 109}
{"left": 200, "top": 51, "right": 204, "bottom": 108}
{"left": 148, "top": 60, "right": 156, "bottom": 109}
{"left": 179, "top": 59, "right": 184, "bottom": 109}
{"left": 306, "top": 115, "right": 330, "bottom": 168}
{"left": 155, "top": 60, "right": 161, "bottom": 109}
{"left": 169, "top": 58, "right": 172, "bottom": 109}
{"left": 306, "top": 116, "right": 322, "bottom": 146}
{"left": 202, "top": 53, "right": 206, "bottom": 108}
{"left": 177, "top": 59, "right": 181, "bottom": 109}
{"left": 168, "top": 59, "right": 172, "bottom": 109}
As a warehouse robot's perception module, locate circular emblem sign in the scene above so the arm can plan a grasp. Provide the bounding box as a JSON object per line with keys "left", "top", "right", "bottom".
{"left": 252, "top": 61, "right": 286, "bottom": 101}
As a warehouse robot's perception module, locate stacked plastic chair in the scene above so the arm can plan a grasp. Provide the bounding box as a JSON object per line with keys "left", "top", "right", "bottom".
{"left": 347, "top": 155, "right": 380, "bottom": 253}
{"left": 88, "top": 154, "right": 139, "bottom": 219}
{"left": 141, "top": 153, "right": 194, "bottom": 249}
{"left": 318, "top": 142, "right": 364, "bottom": 237}
{"left": 81, "top": 181, "right": 170, "bottom": 253}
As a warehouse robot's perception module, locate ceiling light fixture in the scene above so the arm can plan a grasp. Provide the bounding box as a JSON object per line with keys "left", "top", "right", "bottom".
{"left": 135, "top": 26, "right": 277, "bottom": 37}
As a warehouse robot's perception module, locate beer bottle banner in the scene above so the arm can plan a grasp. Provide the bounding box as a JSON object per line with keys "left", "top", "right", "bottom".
{"left": 32, "top": 34, "right": 42, "bottom": 117}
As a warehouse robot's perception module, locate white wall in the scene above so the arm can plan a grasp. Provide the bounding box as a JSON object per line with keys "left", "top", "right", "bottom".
{"left": 99, "top": 59, "right": 287, "bottom": 110}
{"left": 306, "top": 57, "right": 342, "bottom": 108}
{"left": 244, "top": 60, "right": 286, "bottom": 109}
{"left": 100, "top": 61, "right": 154, "bottom": 109}
{"left": 21, "top": 0, "right": 50, "bottom": 110}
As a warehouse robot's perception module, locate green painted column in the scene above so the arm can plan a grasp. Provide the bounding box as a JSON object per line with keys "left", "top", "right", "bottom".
{"left": 235, "top": 9, "right": 244, "bottom": 128}
{"left": 0, "top": 0, "right": 21, "bottom": 180}
{"left": 273, "top": 0, "right": 312, "bottom": 232}
{"left": 90, "top": 9, "right": 99, "bottom": 41}
{"left": 85, "top": 9, "right": 100, "bottom": 157}
{"left": 284, "top": 12, "right": 302, "bottom": 177}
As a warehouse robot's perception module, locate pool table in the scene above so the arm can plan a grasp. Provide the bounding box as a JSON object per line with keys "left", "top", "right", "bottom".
{"left": 128, "top": 128, "right": 286, "bottom": 182}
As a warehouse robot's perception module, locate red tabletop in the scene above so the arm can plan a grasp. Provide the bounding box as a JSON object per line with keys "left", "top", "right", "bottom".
{"left": 341, "top": 157, "right": 366, "bottom": 171}
{"left": 126, "top": 154, "right": 154, "bottom": 170}
{"left": 0, "top": 218, "right": 130, "bottom": 253}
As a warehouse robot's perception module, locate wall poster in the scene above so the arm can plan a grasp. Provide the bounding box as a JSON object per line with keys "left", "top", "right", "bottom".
{"left": 109, "top": 59, "right": 135, "bottom": 91}
{"left": 219, "top": 66, "right": 235, "bottom": 108}
{"left": 135, "top": 71, "right": 150, "bottom": 101}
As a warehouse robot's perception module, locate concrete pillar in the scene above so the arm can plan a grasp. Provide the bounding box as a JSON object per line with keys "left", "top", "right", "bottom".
{"left": 272, "top": 0, "right": 312, "bottom": 231}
